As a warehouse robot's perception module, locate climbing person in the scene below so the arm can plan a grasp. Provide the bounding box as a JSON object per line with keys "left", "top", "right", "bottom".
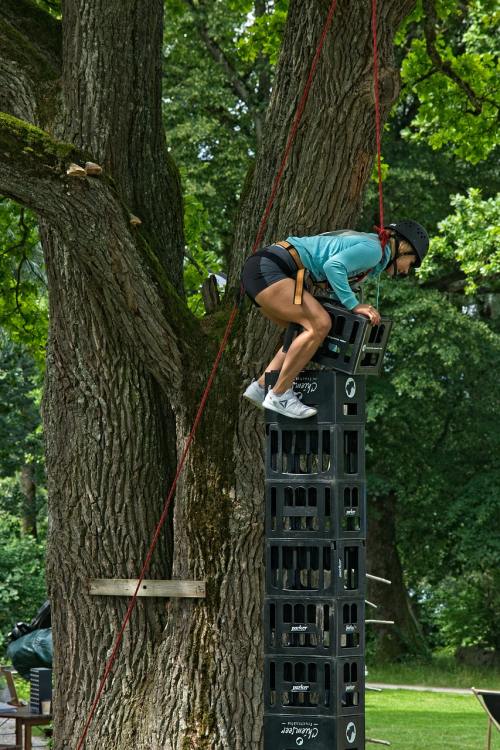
{"left": 241, "top": 220, "right": 429, "bottom": 419}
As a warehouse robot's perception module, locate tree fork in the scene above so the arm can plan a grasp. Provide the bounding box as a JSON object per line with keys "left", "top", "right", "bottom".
{"left": 0, "top": 0, "right": 427, "bottom": 747}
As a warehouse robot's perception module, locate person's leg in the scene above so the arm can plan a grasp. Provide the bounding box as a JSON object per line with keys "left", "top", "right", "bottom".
{"left": 257, "top": 346, "right": 287, "bottom": 387}
{"left": 254, "top": 308, "right": 288, "bottom": 386}
{"left": 243, "top": 306, "right": 288, "bottom": 405}
{"left": 255, "top": 278, "right": 331, "bottom": 394}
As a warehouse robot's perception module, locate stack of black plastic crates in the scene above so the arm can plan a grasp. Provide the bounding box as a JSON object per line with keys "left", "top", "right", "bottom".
{"left": 264, "top": 369, "right": 367, "bottom": 750}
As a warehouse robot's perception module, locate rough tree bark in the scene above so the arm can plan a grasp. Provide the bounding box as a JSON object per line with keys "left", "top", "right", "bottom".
{"left": 0, "top": 0, "right": 417, "bottom": 748}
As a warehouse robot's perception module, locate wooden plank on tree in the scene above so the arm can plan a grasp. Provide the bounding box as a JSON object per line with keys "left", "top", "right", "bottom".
{"left": 89, "top": 579, "right": 206, "bottom": 598}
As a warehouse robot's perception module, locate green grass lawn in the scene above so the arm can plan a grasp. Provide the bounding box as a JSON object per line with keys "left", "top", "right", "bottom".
{"left": 367, "top": 653, "right": 500, "bottom": 690}
{"left": 366, "top": 689, "right": 500, "bottom": 750}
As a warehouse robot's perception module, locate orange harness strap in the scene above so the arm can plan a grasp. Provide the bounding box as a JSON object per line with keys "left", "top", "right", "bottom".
{"left": 274, "top": 240, "right": 305, "bottom": 305}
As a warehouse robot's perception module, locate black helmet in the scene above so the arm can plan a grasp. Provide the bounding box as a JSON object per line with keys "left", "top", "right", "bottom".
{"left": 385, "top": 220, "right": 429, "bottom": 267}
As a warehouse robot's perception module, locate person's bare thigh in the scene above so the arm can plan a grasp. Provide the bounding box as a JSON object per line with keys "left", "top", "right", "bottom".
{"left": 255, "top": 278, "right": 331, "bottom": 331}
{"left": 260, "top": 309, "right": 288, "bottom": 328}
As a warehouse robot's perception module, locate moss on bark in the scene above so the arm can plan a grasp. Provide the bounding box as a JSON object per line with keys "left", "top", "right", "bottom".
{"left": 135, "top": 232, "right": 202, "bottom": 347}
{"left": 0, "top": 111, "right": 74, "bottom": 169}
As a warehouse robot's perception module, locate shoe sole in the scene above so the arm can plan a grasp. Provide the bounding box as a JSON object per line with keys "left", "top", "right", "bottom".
{"left": 263, "top": 400, "right": 317, "bottom": 419}
{"left": 243, "top": 393, "right": 265, "bottom": 410}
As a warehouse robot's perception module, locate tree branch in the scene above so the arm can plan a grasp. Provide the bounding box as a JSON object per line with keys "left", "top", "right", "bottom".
{"left": 182, "top": 0, "right": 256, "bottom": 110}
{"left": 0, "top": 112, "right": 77, "bottom": 210}
{"left": 422, "top": 0, "right": 483, "bottom": 115}
{"left": 0, "top": 112, "right": 203, "bottom": 399}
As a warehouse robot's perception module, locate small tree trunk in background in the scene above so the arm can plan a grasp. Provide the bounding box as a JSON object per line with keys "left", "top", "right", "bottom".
{"left": 20, "top": 463, "right": 37, "bottom": 538}
{"left": 366, "top": 492, "right": 430, "bottom": 660}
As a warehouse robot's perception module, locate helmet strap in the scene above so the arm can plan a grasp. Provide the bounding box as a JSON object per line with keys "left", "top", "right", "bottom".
{"left": 385, "top": 235, "right": 402, "bottom": 277}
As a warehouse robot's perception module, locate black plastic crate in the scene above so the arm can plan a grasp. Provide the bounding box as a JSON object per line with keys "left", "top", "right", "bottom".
{"left": 266, "top": 540, "right": 366, "bottom": 598}
{"left": 266, "top": 424, "right": 365, "bottom": 480}
{"left": 265, "top": 481, "right": 366, "bottom": 539}
{"left": 265, "top": 371, "right": 366, "bottom": 424}
{"left": 264, "top": 598, "right": 365, "bottom": 657}
{"left": 282, "top": 301, "right": 392, "bottom": 375}
{"left": 264, "top": 655, "right": 364, "bottom": 716}
{"left": 264, "top": 714, "right": 365, "bottom": 750}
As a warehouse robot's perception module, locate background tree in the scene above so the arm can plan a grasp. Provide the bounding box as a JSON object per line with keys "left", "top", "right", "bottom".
{"left": 0, "top": 335, "right": 44, "bottom": 536}
{"left": 364, "top": 279, "right": 500, "bottom": 658}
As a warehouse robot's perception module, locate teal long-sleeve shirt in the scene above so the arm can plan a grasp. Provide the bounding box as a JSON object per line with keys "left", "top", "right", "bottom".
{"left": 286, "top": 230, "right": 391, "bottom": 310}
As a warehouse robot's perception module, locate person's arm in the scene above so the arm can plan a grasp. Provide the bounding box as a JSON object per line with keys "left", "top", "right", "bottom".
{"left": 322, "top": 238, "right": 382, "bottom": 319}
{"left": 322, "top": 257, "right": 359, "bottom": 309}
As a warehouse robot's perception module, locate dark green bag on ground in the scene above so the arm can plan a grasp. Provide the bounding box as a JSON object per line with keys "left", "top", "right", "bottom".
{"left": 6, "top": 628, "right": 52, "bottom": 679}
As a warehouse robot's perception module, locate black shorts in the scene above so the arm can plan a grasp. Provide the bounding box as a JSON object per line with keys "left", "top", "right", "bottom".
{"left": 241, "top": 245, "right": 298, "bottom": 307}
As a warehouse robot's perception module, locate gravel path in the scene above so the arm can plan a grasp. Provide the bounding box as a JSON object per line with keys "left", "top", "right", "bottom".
{"left": 367, "top": 682, "right": 472, "bottom": 695}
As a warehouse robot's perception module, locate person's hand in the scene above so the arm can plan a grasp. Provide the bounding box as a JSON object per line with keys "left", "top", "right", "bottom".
{"left": 352, "top": 303, "right": 381, "bottom": 325}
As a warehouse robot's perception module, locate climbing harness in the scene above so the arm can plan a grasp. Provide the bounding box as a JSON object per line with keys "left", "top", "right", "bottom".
{"left": 273, "top": 240, "right": 305, "bottom": 305}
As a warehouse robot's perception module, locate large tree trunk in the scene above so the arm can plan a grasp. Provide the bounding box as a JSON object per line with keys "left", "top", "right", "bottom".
{"left": 157, "top": 2, "right": 417, "bottom": 748}
{"left": 42, "top": 223, "right": 179, "bottom": 746}
{"left": 0, "top": 0, "right": 418, "bottom": 748}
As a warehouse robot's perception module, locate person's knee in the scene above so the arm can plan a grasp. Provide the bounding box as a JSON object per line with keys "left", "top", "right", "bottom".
{"left": 313, "top": 312, "right": 331, "bottom": 342}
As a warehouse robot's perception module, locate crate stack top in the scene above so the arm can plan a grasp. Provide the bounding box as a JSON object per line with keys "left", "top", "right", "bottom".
{"left": 282, "top": 302, "right": 392, "bottom": 376}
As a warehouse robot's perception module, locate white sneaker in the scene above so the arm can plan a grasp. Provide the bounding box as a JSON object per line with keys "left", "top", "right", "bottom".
{"left": 262, "top": 388, "right": 317, "bottom": 419}
{"left": 243, "top": 379, "right": 266, "bottom": 409}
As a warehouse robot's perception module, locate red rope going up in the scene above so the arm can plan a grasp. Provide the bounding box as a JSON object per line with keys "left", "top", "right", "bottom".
{"left": 252, "top": 0, "right": 339, "bottom": 253}
{"left": 371, "top": 0, "right": 390, "bottom": 251}
{"left": 74, "top": 3, "right": 339, "bottom": 748}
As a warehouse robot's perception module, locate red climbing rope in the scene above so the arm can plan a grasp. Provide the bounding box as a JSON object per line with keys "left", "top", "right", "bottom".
{"left": 75, "top": 3, "right": 339, "bottom": 748}
{"left": 371, "top": 0, "right": 389, "bottom": 251}
{"left": 252, "top": 0, "right": 339, "bottom": 253}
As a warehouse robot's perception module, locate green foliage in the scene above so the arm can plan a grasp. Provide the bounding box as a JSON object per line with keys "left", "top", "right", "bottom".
{"left": 236, "top": 1, "right": 288, "bottom": 66}
{"left": 359, "top": 130, "right": 500, "bottom": 238}
{"left": 422, "top": 471, "right": 500, "bottom": 650}
{"left": 399, "top": 0, "right": 499, "bottom": 163}
{"left": 365, "top": 280, "right": 500, "bottom": 649}
{"left": 420, "top": 189, "right": 500, "bottom": 292}
{"left": 429, "top": 571, "right": 500, "bottom": 650}
{"left": 164, "top": 0, "right": 260, "bottom": 265}
{"left": 183, "top": 194, "right": 224, "bottom": 315}
{"left": 0, "top": 201, "right": 47, "bottom": 362}
{"left": 0, "top": 511, "right": 46, "bottom": 652}
{"left": 33, "top": 0, "right": 61, "bottom": 20}
{"left": 163, "top": 0, "right": 285, "bottom": 297}
{"left": 0, "top": 335, "right": 43, "bottom": 477}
